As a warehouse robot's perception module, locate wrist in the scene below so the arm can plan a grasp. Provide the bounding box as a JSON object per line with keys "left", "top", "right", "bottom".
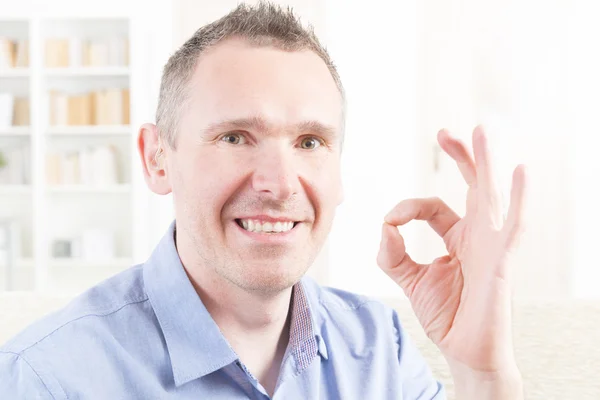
{"left": 446, "top": 357, "right": 523, "bottom": 400}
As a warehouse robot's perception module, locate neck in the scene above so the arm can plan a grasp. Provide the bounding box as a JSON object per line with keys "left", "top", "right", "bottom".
{"left": 177, "top": 230, "right": 292, "bottom": 395}
{"left": 190, "top": 268, "right": 293, "bottom": 339}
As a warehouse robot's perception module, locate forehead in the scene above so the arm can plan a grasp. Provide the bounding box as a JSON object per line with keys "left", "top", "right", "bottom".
{"left": 185, "top": 38, "right": 343, "bottom": 132}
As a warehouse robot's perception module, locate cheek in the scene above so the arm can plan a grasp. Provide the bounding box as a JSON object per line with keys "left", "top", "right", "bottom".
{"left": 172, "top": 152, "right": 245, "bottom": 217}
{"left": 196, "top": 155, "right": 247, "bottom": 215}
{"left": 320, "top": 156, "right": 343, "bottom": 197}
{"left": 309, "top": 158, "right": 343, "bottom": 215}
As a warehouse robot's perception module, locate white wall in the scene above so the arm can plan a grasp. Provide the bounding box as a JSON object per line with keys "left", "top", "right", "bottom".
{"left": 568, "top": 2, "right": 600, "bottom": 299}
{"left": 325, "top": 0, "right": 420, "bottom": 297}
{"left": 416, "top": 0, "right": 576, "bottom": 300}
{"left": 416, "top": 0, "right": 600, "bottom": 300}
{"left": 324, "top": 0, "right": 600, "bottom": 299}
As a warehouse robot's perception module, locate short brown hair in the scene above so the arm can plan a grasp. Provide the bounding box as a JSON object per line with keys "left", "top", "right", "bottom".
{"left": 155, "top": 1, "right": 345, "bottom": 149}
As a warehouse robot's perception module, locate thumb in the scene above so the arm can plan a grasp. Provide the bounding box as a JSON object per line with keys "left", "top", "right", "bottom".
{"left": 377, "top": 223, "right": 423, "bottom": 297}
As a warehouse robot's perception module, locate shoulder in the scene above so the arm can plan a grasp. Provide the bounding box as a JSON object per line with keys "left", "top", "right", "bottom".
{"left": 302, "top": 278, "right": 444, "bottom": 396}
{"left": 301, "top": 277, "right": 403, "bottom": 335}
{"left": 0, "top": 350, "right": 57, "bottom": 399}
{"left": 1, "top": 264, "right": 150, "bottom": 356}
{"left": 303, "top": 276, "right": 395, "bottom": 312}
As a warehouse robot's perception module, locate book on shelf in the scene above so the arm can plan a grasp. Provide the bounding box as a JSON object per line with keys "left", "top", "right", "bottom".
{"left": 0, "top": 38, "right": 11, "bottom": 69}
{"left": 46, "top": 36, "right": 129, "bottom": 68}
{"left": 0, "top": 144, "right": 30, "bottom": 185}
{"left": 0, "top": 94, "right": 30, "bottom": 128}
{"left": 50, "top": 89, "right": 130, "bottom": 126}
{"left": 0, "top": 38, "right": 29, "bottom": 69}
{"left": 45, "top": 38, "right": 70, "bottom": 68}
{"left": 46, "top": 145, "right": 120, "bottom": 186}
{"left": 13, "top": 98, "right": 29, "bottom": 126}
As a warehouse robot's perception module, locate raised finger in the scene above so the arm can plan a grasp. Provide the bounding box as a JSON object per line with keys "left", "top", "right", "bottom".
{"left": 503, "top": 164, "right": 527, "bottom": 249}
{"left": 437, "top": 129, "right": 477, "bottom": 187}
{"left": 472, "top": 125, "right": 497, "bottom": 191}
{"left": 472, "top": 125, "right": 504, "bottom": 221}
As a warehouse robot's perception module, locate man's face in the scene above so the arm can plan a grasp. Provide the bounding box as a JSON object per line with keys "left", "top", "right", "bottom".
{"left": 167, "top": 38, "right": 344, "bottom": 293}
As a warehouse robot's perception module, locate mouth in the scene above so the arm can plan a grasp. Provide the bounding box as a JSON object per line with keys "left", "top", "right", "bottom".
{"left": 234, "top": 218, "right": 300, "bottom": 234}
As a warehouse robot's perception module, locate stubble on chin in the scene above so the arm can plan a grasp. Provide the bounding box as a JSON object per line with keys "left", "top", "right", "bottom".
{"left": 216, "top": 250, "right": 312, "bottom": 296}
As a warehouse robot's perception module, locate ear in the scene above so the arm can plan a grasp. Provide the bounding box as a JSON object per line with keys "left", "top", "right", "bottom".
{"left": 138, "top": 123, "right": 172, "bottom": 195}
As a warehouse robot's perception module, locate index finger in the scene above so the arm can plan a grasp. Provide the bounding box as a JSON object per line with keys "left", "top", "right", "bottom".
{"left": 384, "top": 197, "right": 460, "bottom": 238}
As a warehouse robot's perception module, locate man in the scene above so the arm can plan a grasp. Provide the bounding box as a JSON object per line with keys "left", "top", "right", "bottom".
{"left": 0, "top": 3, "right": 526, "bottom": 399}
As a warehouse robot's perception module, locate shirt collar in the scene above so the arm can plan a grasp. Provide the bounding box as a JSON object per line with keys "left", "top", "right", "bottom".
{"left": 143, "top": 221, "right": 328, "bottom": 386}
{"left": 291, "top": 277, "right": 329, "bottom": 364}
{"left": 143, "top": 221, "right": 237, "bottom": 386}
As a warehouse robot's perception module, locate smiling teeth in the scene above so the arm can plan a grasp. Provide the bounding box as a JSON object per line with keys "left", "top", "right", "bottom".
{"left": 240, "top": 219, "right": 295, "bottom": 233}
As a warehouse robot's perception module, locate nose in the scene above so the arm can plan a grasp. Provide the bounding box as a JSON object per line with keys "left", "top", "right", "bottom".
{"left": 251, "top": 143, "right": 300, "bottom": 201}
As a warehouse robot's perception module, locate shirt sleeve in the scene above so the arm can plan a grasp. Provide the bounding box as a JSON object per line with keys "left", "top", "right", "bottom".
{"left": 0, "top": 351, "right": 56, "bottom": 400}
{"left": 392, "top": 310, "right": 447, "bottom": 400}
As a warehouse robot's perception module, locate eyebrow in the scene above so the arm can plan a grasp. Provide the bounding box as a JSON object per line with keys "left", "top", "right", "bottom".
{"left": 201, "top": 116, "right": 339, "bottom": 140}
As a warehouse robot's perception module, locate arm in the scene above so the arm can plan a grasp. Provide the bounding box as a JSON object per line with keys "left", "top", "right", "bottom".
{"left": 447, "top": 357, "right": 523, "bottom": 400}
{"left": 393, "top": 311, "right": 446, "bottom": 399}
{"left": 0, "top": 351, "right": 56, "bottom": 400}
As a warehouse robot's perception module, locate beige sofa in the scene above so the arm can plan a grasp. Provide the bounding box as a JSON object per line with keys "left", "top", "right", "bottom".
{"left": 1, "top": 292, "right": 599, "bottom": 399}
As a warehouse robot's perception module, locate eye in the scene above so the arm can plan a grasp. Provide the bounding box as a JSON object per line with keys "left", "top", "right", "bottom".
{"left": 220, "top": 133, "right": 247, "bottom": 145}
{"left": 299, "top": 136, "right": 322, "bottom": 150}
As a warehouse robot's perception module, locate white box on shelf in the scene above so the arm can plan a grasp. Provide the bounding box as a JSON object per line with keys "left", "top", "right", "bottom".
{"left": 68, "top": 37, "right": 83, "bottom": 67}
{"left": 0, "top": 93, "right": 15, "bottom": 128}
{"left": 0, "top": 144, "right": 29, "bottom": 185}
{"left": 92, "top": 145, "right": 119, "bottom": 185}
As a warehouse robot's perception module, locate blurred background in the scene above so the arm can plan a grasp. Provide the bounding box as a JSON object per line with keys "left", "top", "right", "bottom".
{"left": 0, "top": 0, "right": 598, "bottom": 302}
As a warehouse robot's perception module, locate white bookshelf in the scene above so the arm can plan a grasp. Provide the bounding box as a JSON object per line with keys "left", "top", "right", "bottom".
{"left": 50, "top": 257, "right": 133, "bottom": 269}
{"left": 44, "top": 66, "right": 130, "bottom": 77}
{"left": 0, "top": 68, "right": 30, "bottom": 78}
{"left": 47, "top": 184, "right": 131, "bottom": 194}
{"left": 47, "top": 124, "right": 130, "bottom": 136}
{"left": 0, "top": 184, "right": 32, "bottom": 194}
{"left": 0, "top": 126, "right": 30, "bottom": 136}
{"left": 0, "top": 1, "right": 159, "bottom": 294}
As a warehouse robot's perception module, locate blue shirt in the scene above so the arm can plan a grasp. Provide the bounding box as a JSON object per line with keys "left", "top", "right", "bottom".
{"left": 0, "top": 222, "right": 445, "bottom": 399}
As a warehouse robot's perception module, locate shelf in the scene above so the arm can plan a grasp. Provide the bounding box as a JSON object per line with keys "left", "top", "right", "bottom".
{"left": 47, "top": 125, "right": 131, "bottom": 136}
{"left": 47, "top": 184, "right": 131, "bottom": 194}
{"left": 0, "top": 258, "right": 34, "bottom": 269}
{"left": 0, "top": 68, "right": 30, "bottom": 78}
{"left": 0, "top": 126, "right": 30, "bottom": 136}
{"left": 0, "top": 258, "right": 133, "bottom": 270}
{"left": 0, "top": 184, "right": 32, "bottom": 194}
{"left": 49, "top": 257, "right": 133, "bottom": 269}
{"left": 0, "top": 12, "right": 154, "bottom": 294}
{"left": 44, "top": 67, "right": 129, "bottom": 77}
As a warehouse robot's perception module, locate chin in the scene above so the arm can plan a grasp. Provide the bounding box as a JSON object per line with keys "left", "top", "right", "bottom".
{"left": 224, "top": 263, "right": 308, "bottom": 295}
